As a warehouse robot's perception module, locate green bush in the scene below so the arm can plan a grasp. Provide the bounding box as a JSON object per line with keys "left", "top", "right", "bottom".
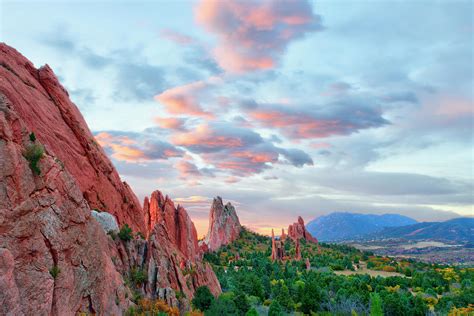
{"left": 49, "top": 265, "right": 61, "bottom": 279}
{"left": 24, "top": 143, "right": 44, "bottom": 175}
{"left": 118, "top": 224, "right": 133, "bottom": 241}
{"left": 130, "top": 267, "right": 147, "bottom": 287}
{"left": 29, "top": 132, "right": 36, "bottom": 142}
{"left": 192, "top": 286, "right": 214, "bottom": 311}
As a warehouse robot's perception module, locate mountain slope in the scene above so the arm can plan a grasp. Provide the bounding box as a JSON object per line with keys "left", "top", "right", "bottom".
{"left": 307, "top": 212, "right": 417, "bottom": 241}
{"left": 366, "top": 217, "right": 474, "bottom": 243}
{"left": 0, "top": 43, "right": 145, "bottom": 233}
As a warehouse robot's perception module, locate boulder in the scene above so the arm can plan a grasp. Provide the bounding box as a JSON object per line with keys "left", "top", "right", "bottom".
{"left": 91, "top": 210, "right": 119, "bottom": 233}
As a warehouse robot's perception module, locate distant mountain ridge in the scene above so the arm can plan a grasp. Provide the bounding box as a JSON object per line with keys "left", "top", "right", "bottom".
{"left": 307, "top": 212, "right": 418, "bottom": 241}
{"left": 366, "top": 217, "right": 474, "bottom": 243}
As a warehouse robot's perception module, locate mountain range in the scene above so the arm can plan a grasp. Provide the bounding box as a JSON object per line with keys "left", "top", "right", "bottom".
{"left": 365, "top": 217, "right": 474, "bottom": 243}
{"left": 307, "top": 212, "right": 417, "bottom": 241}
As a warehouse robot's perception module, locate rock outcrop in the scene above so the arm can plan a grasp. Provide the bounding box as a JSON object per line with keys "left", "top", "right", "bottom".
{"left": 287, "top": 216, "right": 318, "bottom": 243}
{"left": 143, "top": 191, "right": 200, "bottom": 260}
{"left": 0, "top": 93, "right": 130, "bottom": 315}
{"left": 271, "top": 229, "right": 285, "bottom": 261}
{"left": 0, "top": 43, "right": 221, "bottom": 314}
{"left": 202, "top": 197, "right": 242, "bottom": 252}
{"left": 0, "top": 43, "right": 145, "bottom": 233}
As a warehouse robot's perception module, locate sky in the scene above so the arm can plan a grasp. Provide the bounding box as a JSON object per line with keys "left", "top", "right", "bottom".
{"left": 1, "top": 0, "right": 473, "bottom": 236}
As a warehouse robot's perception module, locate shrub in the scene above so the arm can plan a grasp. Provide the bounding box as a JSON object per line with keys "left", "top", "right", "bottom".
{"left": 49, "top": 265, "right": 61, "bottom": 279}
{"left": 130, "top": 267, "right": 147, "bottom": 287}
{"left": 118, "top": 224, "right": 133, "bottom": 241}
{"left": 192, "top": 286, "right": 214, "bottom": 311}
{"left": 29, "top": 132, "right": 36, "bottom": 142}
{"left": 383, "top": 265, "right": 396, "bottom": 272}
{"left": 245, "top": 308, "right": 259, "bottom": 316}
{"left": 24, "top": 143, "right": 44, "bottom": 175}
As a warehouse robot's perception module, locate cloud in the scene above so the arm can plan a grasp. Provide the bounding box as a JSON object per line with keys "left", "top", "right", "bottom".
{"left": 95, "top": 131, "right": 184, "bottom": 162}
{"left": 40, "top": 30, "right": 168, "bottom": 101}
{"left": 195, "top": 0, "right": 322, "bottom": 72}
{"left": 171, "top": 122, "right": 261, "bottom": 153}
{"left": 247, "top": 99, "right": 389, "bottom": 139}
{"left": 154, "top": 117, "right": 187, "bottom": 130}
{"left": 175, "top": 160, "right": 203, "bottom": 178}
{"left": 159, "top": 29, "right": 195, "bottom": 45}
{"left": 155, "top": 79, "right": 219, "bottom": 118}
{"left": 171, "top": 122, "right": 313, "bottom": 176}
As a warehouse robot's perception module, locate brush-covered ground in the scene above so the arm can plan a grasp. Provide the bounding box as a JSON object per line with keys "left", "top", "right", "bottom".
{"left": 197, "top": 228, "right": 474, "bottom": 316}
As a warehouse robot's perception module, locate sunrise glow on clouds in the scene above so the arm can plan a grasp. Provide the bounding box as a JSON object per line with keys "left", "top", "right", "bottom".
{"left": 3, "top": 0, "right": 472, "bottom": 235}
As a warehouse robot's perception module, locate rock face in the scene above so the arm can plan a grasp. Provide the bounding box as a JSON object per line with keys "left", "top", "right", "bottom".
{"left": 271, "top": 229, "right": 285, "bottom": 261}
{"left": 287, "top": 216, "right": 318, "bottom": 243}
{"left": 0, "top": 43, "right": 145, "bottom": 233}
{"left": 0, "top": 43, "right": 221, "bottom": 314}
{"left": 0, "top": 93, "right": 129, "bottom": 315}
{"left": 202, "top": 197, "right": 242, "bottom": 252}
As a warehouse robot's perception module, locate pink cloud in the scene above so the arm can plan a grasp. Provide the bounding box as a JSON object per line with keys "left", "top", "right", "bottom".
{"left": 95, "top": 131, "right": 184, "bottom": 162}
{"left": 195, "top": 0, "right": 322, "bottom": 73}
{"left": 155, "top": 78, "right": 220, "bottom": 118}
{"left": 95, "top": 132, "right": 146, "bottom": 162}
{"left": 159, "top": 29, "right": 195, "bottom": 45}
{"left": 250, "top": 110, "right": 345, "bottom": 138}
{"left": 175, "top": 160, "right": 202, "bottom": 178}
{"left": 154, "top": 117, "right": 186, "bottom": 130}
{"left": 171, "top": 123, "right": 243, "bottom": 150}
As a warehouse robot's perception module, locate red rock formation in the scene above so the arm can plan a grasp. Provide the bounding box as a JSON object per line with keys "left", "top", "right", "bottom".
{"left": 287, "top": 216, "right": 318, "bottom": 243}
{"left": 0, "top": 43, "right": 145, "bottom": 233}
{"left": 281, "top": 228, "right": 286, "bottom": 241}
{"left": 295, "top": 238, "right": 302, "bottom": 261}
{"left": 305, "top": 258, "right": 311, "bottom": 271}
{"left": 202, "top": 196, "right": 242, "bottom": 252}
{"left": 0, "top": 93, "right": 130, "bottom": 315}
{"left": 271, "top": 229, "right": 285, "bottom": 261}
{"left": 144, "top": 190, "right": 200, "bottom": 260}
{"left": 0, "top": 43, "right": 221, "bottom": 314}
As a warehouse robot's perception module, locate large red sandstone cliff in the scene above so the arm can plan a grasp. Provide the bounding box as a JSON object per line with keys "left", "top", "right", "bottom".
{"left": 0, "top": 43, "right": 220, "bottom": 314}
{"left": 202, "top": 196, "right": 242, "bottom": 252}
{"left": 0, "top": 43, "right": 145, "bottom": 233}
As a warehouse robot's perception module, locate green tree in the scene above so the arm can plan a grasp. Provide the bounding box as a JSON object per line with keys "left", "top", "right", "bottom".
{"left": 245, "top": 307, "right": 258, "bottom": 316}
{"left": 193, "top": 286, "right": 215, "bottom": 312}
{"left": 268, "top": 300, "right": 283, "bottom": 316}
{"left": 234, "top": 291, "right": 250, "bottom": 315}
{"left": 370, "top": 293, "right": 383, "bottom": 316}
{"left": 206, "top": 294, "right": 238, "bottom": 315}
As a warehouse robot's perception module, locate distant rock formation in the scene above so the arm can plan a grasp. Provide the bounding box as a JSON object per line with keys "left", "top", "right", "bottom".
{"left": 305, "top": 258, "right": 311, "bottom": 271}
{"left": 202, "top": 197, "right": 242, "bottom": 252}
{"left": 295, "top": 238, "right": 302, "bottom": 261}
{"left": 271, "top": 229, "right": 285, "bottom": 261}
{"left": 288, "top": 216, "right": 318, "bottom": 243}
{"left": 0, "top": 44, "right": 145, "bottom": 233}
{"left": 0, "top": 43, "right": 220, "bottom": 314}
{"left": 281, "top": 228, "right": 286, "bottom": 241}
